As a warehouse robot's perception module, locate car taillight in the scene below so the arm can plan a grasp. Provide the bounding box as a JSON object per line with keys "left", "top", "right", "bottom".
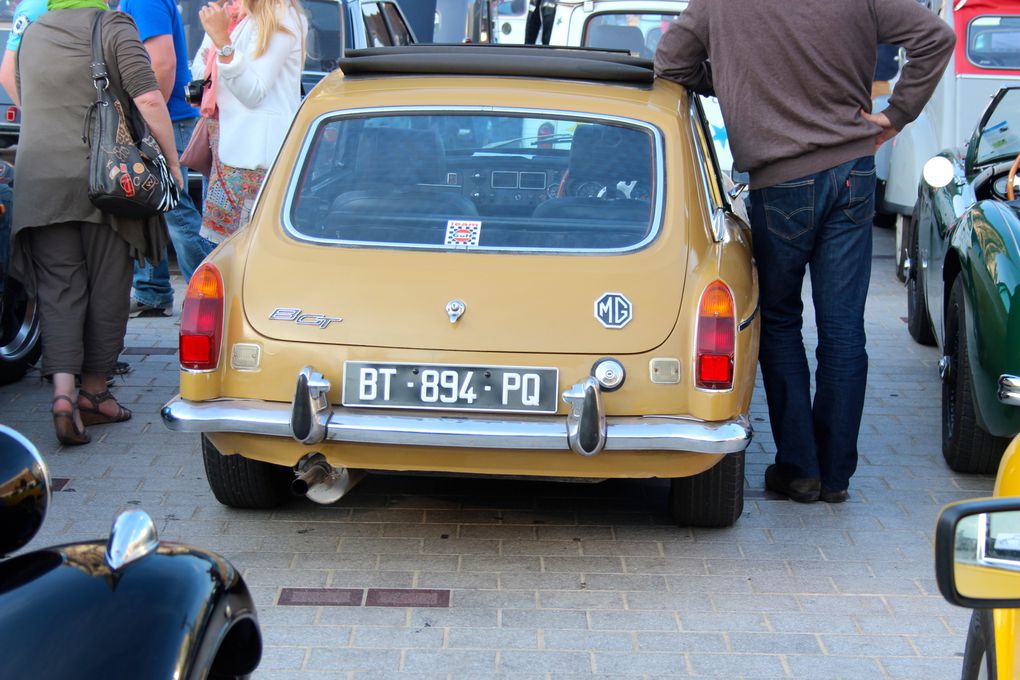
{"left": 180, "top": 263, "right": 223, "bottom": 370}
{"left": 5, "top": 106, "right": 17, "bottom": 122}
{"left": 696, "top": 280, "right": 735, "bottom": 390}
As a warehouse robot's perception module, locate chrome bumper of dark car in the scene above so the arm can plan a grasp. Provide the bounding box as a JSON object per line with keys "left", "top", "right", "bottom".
{"left": 162, "top": 366, "right": 752, "bottom": 458}
{"left": 1000, "top": 374, "right": 1020, "bottom": 408}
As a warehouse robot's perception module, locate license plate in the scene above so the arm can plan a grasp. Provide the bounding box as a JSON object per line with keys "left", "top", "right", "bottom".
{"left": 342, "top": 362, "right": 559, "bottom": 414}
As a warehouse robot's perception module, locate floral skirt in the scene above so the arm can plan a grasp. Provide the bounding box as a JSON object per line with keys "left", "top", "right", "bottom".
{"left": 200, "top": 118, "right": 266, "bottom": 244}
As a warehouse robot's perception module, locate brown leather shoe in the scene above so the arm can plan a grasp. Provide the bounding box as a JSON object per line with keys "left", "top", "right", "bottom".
{"left": 52, "top": 395, "right": 90, "bottom": 446}
{"left": 77, "top": 389, "right": 132, "bottom": 426}
{"left": 764, "top": 464, "right": 820, "bottom": 503}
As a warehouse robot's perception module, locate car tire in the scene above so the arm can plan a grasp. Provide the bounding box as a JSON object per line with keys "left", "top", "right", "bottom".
{"left": 202, "top": 434, "right": 293, "bottom": 509}
{"left": 943, "top": 279, "right": 1010, "bottom": 474}
{"left": 668, "top": 450, "right": 744, "bottom": 528}
{"left": 0, "top": 277, "right": 41, "bottom": 386}
{"left": 906, "top": 219, "right": 936, "bottom": 346}
{"left": 961, "top": 610, "right": 996, "bottom": 680}
{"left": 874, "top": 180, "right": 895, "bottom": 229}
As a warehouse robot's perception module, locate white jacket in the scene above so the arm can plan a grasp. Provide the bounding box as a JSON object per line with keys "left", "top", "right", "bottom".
{"left": 192, "top": 7, "right": 306, "bottom": 171}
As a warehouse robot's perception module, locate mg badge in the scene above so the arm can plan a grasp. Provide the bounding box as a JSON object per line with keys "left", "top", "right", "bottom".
{"left": 595, "top": 292, "right": 632, "bottom": 329}
{"left": 446, "top": 299, "right": 466, "bottom": 324}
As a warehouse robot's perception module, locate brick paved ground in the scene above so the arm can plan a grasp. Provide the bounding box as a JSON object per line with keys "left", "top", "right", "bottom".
{"left": 0, "top": 226, "right": 991, "bottom": 679}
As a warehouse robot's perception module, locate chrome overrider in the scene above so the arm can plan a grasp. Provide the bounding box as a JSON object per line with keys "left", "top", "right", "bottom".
{"left": 162, "top": 366, "right": 752, "bottom": 457}
{"left": 1000, "top": 374, "right": 1020, "bottom": 407}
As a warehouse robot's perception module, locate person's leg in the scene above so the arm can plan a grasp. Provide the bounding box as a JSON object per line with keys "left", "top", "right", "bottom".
{"left": 27, "top": 223, "right": 89, "bottom": 435}
{"left": 540, "top": 0, "right": 556, "bottom": 44}
{"left": 524, "top": 0, "right": 541, "bottom": 44}
{"left": 165, "top": 118, "right": 214, "bottom": 283}
{"left": 79, "top": 221, "right": 133, "bottom": 421}
{"left": 750, "top": 176, "right": 820, "bottom": 487}
{"left": 809, "top": 156, "right": 875, "bottom": 496}
{"left": 131, "top": 253, "right": 173, "bottom": 313}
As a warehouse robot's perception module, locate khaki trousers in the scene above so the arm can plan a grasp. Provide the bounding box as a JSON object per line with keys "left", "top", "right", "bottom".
{"left": 27, "top": 221, "right": 132, "bottom": 376}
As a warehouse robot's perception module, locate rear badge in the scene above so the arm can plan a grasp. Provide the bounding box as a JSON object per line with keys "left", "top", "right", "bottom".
{"left": 444, "top": 220, "right": 482, "bottom": 248}
{"left": 269, "top": 307, "right": 342, "bottom": 329}
{"left": 595, "top": 293, "right": 632, "bottom": 329}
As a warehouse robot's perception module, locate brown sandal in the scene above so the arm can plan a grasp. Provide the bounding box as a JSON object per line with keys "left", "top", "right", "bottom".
{"left": 52, "top": 395, "right": 90, "bottom": 446}
{"left": 77, "top": 389, "right": 132, "bottom": 426}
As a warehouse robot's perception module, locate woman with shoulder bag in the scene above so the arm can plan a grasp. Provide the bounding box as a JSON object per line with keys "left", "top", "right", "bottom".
{"left": 9, "top": 0, "right": 184, "bottom": 445}
{"left": 191, "top": 0, "right": 307, "bottom": 244}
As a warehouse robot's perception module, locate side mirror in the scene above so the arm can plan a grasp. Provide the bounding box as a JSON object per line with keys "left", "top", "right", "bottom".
{"left": 935, "top": 497, "right": 1020, "bottom": 609}
{"left": 0, "top": 426, "right": 50, "bottom": 558}
{"left": 922, "top": 156, "right": 956, "bottom": 190}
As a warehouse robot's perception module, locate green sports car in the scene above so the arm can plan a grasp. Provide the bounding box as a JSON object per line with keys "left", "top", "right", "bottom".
{"left": 907, "top": 85, "right": 1020, "bottom": 474}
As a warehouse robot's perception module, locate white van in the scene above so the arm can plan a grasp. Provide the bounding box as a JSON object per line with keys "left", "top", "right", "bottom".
{"left": 880, "top": 0, "right": 1020, "bottom": 278}
{"left": 547, "top": 0, "right": 733, "bottom": 174}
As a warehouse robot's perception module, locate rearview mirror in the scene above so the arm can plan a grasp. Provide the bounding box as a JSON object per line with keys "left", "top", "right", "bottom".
{"left": 922, "top": 156, "right": 955, "bottom": 190}
{"left": 0, "top": 426, "right": 50, "bottom": 558}
{"left": 935, "top": 497, "right": 1020, "bottom": 608}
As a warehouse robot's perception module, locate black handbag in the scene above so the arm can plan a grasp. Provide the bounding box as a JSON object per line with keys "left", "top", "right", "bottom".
{"left": 83, "top": 11, "right": 179, "bottom": 218}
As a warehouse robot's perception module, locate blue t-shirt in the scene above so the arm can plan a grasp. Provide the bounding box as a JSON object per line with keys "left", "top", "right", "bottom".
{"left": 6, "top": 0, "right": 48, "bottom": 52}
{"left": 120, "top": 0, "right": 198, "bottom": 121}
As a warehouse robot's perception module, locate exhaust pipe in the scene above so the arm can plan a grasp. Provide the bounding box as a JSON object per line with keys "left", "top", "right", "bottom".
{"left": 291, "top": 455, "right": 365, "bottom": 504}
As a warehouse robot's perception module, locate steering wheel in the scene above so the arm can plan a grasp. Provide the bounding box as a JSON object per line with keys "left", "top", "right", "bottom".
{"left": 1008, "top": 150, "right": 1020, "bottom": 201}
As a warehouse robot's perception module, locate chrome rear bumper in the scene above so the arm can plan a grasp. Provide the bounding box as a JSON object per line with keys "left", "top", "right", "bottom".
{"left": 1000, "top": 374, "right": 1020, "bottom": 407}
{"left": 162, "top": 367, "right": 752, "bottom": 457}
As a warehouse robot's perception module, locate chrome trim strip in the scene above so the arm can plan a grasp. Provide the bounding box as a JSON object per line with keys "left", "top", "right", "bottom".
{"left": 280, "top": 105, "right": 666, "bottom": 255}
{"left": 162, "top": 396, "right": 752, "bottom": 455}
{"left": 999, "top": 374, "right": 1020, "bottom": 407}
{"left": 738, "top": 298, "right": 760, "bottom": 332}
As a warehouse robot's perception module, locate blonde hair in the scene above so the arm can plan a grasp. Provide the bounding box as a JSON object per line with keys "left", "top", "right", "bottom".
{"left": 241, "top": 0, "right": 306, "bottom": 60}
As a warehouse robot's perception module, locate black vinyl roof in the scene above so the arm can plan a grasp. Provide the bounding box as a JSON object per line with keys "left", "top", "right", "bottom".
{"left": 337, "top": 45, "right": 655, "bottom": 84}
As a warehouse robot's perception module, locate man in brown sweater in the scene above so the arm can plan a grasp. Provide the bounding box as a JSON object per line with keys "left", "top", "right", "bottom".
{"left": 655, "top": 0, "right": 954, "bottom": 503}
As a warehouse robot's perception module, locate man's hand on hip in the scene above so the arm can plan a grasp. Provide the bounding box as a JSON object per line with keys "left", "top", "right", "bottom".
{"left": 860, "top": 109, "right": 899, "bottom": 152}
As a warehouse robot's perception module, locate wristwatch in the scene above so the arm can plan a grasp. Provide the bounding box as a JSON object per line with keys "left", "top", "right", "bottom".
{"left": 216, "top": 44, "right": 235, "bottom": 58}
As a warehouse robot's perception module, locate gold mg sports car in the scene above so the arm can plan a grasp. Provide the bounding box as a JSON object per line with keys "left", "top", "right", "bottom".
{"left": 161, "top": 46, "right": 759, "bottom": 527}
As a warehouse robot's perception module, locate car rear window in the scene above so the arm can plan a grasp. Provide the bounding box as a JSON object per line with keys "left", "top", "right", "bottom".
{"left": 285, "top": 110, "right": 662, "bottom": 253}
{"left": 968, "top": 15, "right": 1020, "bottom": 70}
{"left": 583, "top": 13, "right": 682, "bottom": 59}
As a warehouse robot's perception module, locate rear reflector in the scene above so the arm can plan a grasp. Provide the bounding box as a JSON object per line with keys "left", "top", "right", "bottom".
{"left": 180, "top": 264, "right": 223, "bottom": 370}
{"left": 696, "top": 280, "right": 735, "bottom": 390}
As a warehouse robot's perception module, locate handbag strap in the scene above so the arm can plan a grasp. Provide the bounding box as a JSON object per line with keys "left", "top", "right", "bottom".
{"left": 82, "top": 10, "right": 108, "bottom": 144}
{"left": 89, "top": 10, "right": 107, "bottom": 94}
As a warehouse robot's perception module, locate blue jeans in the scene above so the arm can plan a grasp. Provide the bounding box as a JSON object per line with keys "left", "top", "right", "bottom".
{"left": 749, "top": 156, "right": 876, "bottom": 491}
{"left": 132, "top": 118, "right": 214, "bottom": 308}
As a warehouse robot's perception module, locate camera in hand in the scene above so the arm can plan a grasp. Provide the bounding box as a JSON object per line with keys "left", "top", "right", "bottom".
{"left": 185, "top": 77, "right": 211, "bottom": 106}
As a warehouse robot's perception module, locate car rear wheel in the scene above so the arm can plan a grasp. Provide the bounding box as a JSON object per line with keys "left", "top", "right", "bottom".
{"left": 906, "top": 220, "right": 936, "bottom": 346}
{"left": 942, "top": 279, "right": 1009, "bottom": 474}
{"left": 668, "top": 450, "right": 744, "bottom": 528}
{"left": 961, "top": 610, "right": 996, "bottom": 680}
{"left": 202, "top": 435, "right": 293, "bottom": 509}
{"left": 0, "top": 277, "right": 41, "bottom": 386}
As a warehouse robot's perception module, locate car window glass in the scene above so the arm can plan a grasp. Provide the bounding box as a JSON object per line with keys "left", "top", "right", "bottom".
{"left": 287, "top": 112, "right": 660, "bottom": 253}
{"left": 976, "top": 88, "right": 1020, "bottom": 165}
{"left": 362, "top": 2, "right": 393, "bottom": 47}
{"left": 380, "top": 2, "right": 412, "bottom": 46}
{"left": 497, "top": 0, "right": 526, "bottom": 17}
{"left": 582, "top": 13, "right": 681, "bottom": 59}
{"left": 968, "top": 15, "right": 1020, "bottom": 70}
{"left": 302, "top": 0, "right": 342, "bottom": 72}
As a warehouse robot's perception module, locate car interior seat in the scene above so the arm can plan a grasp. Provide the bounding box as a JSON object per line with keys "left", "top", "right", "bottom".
{"left": 330, "top": 126, "right": 479, "bottom": 217}
{"left": 532, "top": 123, "right": 652, "bottom": 225}
{"left": 586, "top": 24, "right": 649, "bottom": 58}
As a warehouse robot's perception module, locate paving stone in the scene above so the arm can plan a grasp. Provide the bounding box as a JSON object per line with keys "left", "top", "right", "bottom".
{"left": 635, "top": 631, "right": 726, "bottom": 653}
{"left": 447, "top": 628, "right": 540, "bottom": 650}
{"left": 501, "top": 609, "right": 589, "bottom": 630}
{"left": 305, "top": 648, "right": 401, "bottom": 672}
{"left": 589, "top": 610, "right": 678, "bottom": 632}
{"left": 351, "top": 626, "right": 444, "bottom": 649}
{"left": 500, "top": 650, "right": 593, "bottom": 674}
{"left": 594, "top": 651, "right": 687, "bottom": 676}
{"left": 401, "top": 650, "right": 496, "bottom": 674}
{"left": 542, "top": 630, "right": 635, "bottom": 652}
